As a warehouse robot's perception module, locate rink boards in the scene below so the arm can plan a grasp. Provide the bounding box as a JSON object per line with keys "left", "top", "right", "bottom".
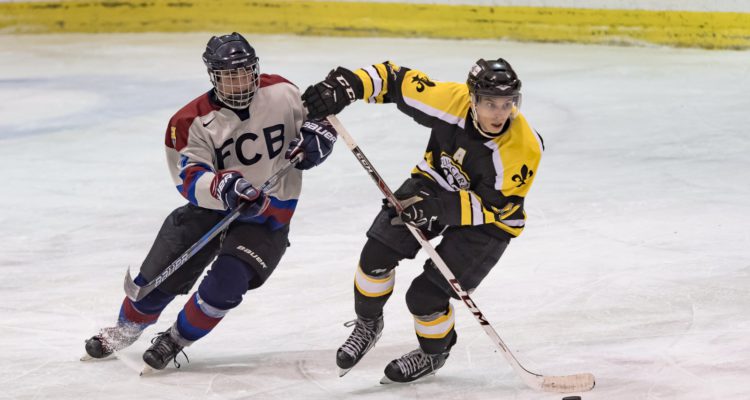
{"left": 0, "top": 0, "right": 749, "bottom": 49}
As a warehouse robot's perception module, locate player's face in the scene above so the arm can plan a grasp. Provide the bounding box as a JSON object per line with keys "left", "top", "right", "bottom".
{"left": 474, "top": 95, "right": 518, "bottom": 134}
{"left": 216, "top": 67, "right": 256, "bottom": 99}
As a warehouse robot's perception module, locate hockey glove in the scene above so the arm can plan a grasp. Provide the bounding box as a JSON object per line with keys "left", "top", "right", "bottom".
{"left": 215, "top": 171, "right": 270, "bottom": 217}
{"left": 285, "top": 119, "right": 338, "bottom": 170}
{"left": 400, "top": 196, "right": 446, "bottom": 234}
{"left": 391, "top": 179, "right": 448, "bottom": 234}
{"left": 302, "top": 67, "right": 363, "bottom": 120}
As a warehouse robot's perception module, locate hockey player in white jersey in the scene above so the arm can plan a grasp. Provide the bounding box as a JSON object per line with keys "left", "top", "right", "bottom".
{"left": 83, "top": 32, "right": 337, "bottom": 371}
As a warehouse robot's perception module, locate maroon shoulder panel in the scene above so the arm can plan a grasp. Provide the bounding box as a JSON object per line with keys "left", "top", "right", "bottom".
{"left": 165, "top": 92, "right": 221, "bottom": 151}
{"left": 260, "top": 73, "right": 296, "bottom": 89}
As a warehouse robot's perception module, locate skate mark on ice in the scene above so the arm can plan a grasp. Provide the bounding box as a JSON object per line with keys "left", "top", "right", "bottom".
{"left": 296, "top": 359, "right": 345, "bottom": 399}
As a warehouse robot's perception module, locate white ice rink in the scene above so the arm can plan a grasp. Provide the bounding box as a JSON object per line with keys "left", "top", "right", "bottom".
{"left": 0, "top": 33, "right": 748, "bottom": 400}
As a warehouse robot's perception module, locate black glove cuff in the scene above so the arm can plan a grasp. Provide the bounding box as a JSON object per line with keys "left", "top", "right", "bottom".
{"left": 333, "top": 66, "right": 365, "bottom": 99}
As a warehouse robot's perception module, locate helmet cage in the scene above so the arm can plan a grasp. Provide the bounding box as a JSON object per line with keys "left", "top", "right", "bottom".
{"left": 202, "top": 33, "right": 259, "bottom": 109}
{"left": 207, "top": 60, "right": 260, "bottom": 109}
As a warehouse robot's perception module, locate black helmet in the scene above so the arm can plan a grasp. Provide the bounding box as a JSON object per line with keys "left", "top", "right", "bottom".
{"left": 202, "top": 32, "right": 260, "bottom": 109}
{"left": 467, "top": 58, "right": 521, "bottom": 98}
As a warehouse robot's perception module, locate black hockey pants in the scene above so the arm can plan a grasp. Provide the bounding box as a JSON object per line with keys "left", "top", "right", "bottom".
{"left": 139, "top": 203, "right": 289, "bottom": 295}
{"left": 357, "top": 201, "right": 510, "bottom": 354}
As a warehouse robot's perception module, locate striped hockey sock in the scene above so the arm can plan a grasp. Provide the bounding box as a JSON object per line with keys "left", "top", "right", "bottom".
{"left": 174, "top": 292, "right": 230, "bottom": 344}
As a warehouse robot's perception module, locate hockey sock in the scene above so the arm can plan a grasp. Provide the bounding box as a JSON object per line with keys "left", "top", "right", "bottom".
{"left": 355, "top": 238, "right": 404, "bottom": 318}
{"left": 117, "top": 274, "right": 176, "bottom": 329}
{"left": 354, "top": 264, "right": 395, "bottom": 319}
{"left": 174, "top": 255, "right": 255, "bottom": 343}
{"left": 413, "top": 304, "right": 456, "bottom": 354}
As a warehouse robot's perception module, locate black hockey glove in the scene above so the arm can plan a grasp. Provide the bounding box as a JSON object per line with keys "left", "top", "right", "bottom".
{"left": 400, "top": 197, "right": 446, "bottom": 233}
{"left": 302, "top": 67, "right": 363, "bottom": 120}
{"left": 391, "top": 179, "right": 448, "bottom": 234}
{"left": 215, "top": 171, "right": 270, "bottom": 217}
{"left": 285, "top": 119, "right": 338, "bottom": 170}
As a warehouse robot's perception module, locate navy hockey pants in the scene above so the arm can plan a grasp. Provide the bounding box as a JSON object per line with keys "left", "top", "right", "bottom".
{"left": 119, "top": 203, "right": 289, "bottom": 345}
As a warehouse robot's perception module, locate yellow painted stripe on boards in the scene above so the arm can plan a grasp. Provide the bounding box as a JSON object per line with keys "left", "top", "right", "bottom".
{"left": 1, "top": 1, "right": 749, "bottom": 50}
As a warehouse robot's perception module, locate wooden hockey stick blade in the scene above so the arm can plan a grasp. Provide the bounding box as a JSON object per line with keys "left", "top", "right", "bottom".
{"left": 530, "top": 372, "right": 595, "bottom": 393}
{"left": 496, "top": 339, "right": 596, "bottom": 393}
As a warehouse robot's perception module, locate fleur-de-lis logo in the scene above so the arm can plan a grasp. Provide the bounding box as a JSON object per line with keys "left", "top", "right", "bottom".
{"left": 411, "top": 75, "right": 436, "bottom": 92}
{"left": 511, "top": 165, "right": 534, "bottom": 187}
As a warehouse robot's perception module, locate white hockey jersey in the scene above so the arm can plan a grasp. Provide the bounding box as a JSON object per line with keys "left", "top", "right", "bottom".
{"left": 164, "top": 74, "right": 304, "bottom": 230}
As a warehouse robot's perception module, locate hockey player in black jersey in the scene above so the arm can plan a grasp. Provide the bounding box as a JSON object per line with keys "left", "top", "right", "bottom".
{"left": 82, "top": 33, "right": 337, "bottom": 371}
{"left": 303, "top": 58, "right": 544, "bottom": 383}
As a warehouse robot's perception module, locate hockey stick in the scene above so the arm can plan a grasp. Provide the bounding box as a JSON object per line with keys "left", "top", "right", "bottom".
{"left": 327, "top": 115, "right": 595, "bottom": 393}
{"left": 123, "top": 154, "right": 303, "bottom": 302}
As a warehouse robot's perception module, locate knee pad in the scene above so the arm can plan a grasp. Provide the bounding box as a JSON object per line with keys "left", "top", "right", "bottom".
{"left": 359, "top": 239, "right": 402, "bottom": 276}
{"left": 198, "top": 255, "right": 256, "bottom": 310}
{"left": 405, "top": 273, "right": 452, "bottom": 316}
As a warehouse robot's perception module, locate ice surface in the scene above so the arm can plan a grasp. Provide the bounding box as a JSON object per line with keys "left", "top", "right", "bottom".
{"left": 0, "top": 33, "right": 748, "bottom": 399}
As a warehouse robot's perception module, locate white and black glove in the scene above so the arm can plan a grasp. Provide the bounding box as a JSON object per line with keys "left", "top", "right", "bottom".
{"left": 400, "top": 195, "right": 445, "bottom": 233}
{"left": 216, "top": 171, "right": 269, "bottom": 217}
{"left": 285, "top": 119, "right": 338, "bottom": 170}
{"left": 302, "top": 67, "right": 363, "bottom": 119}
{"left": 391, "top": 179, "right": 448, "bottom": 234}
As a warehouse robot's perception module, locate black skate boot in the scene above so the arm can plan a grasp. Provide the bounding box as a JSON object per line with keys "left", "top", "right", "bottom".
{"left": 336, "top": 314, "right": 384, "bottom": 377}
{"left": 83, "top": 325, "right": 143, "bottom": 360}
{"left": 381, "top": 348, "right": 450, "bottom": 384}
{"left": 142, "top": 327, "right": 187, "bottom": 371}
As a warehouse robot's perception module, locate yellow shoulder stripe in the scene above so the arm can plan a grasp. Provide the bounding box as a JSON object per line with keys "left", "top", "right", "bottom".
{"left": 400, "top": 70, "right": 470, "bottom": 125}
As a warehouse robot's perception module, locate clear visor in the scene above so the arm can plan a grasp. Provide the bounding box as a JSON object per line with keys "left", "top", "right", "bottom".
{"left": 471, "top": 93, "right": 522, "bottom": 118}
{"left": 470, "top": 93, "right": 522, "bottom": 137}
{"left": 209, "top": 62, "right": 259, "bottom": 109}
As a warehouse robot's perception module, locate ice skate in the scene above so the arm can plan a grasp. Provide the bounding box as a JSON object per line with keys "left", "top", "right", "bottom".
{"left": 336, "top": 314, "right": 383, "bottom": 377}
{"left": 81, "top": 324, "right": 143, "bottom": 361}
{"left": 141, "top": 327, "right": 187, "bottom": 373}
{"left": 380, "top": 348, "right": 449, "bottom": 384}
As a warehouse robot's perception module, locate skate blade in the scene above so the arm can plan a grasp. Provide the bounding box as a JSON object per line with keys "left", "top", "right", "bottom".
{"left": 140, "top": 364, "right": 154, "bottom": 376}
{"left": 338, "top": 367, "right": 353, "bottom": 377}
{"left": 380, "top": 371, "right": 437, "bottom": 385}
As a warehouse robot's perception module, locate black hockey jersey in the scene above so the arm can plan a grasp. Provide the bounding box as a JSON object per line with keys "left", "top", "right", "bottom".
{"left": 353, "top": 61, "right": 544, "bottom": 238}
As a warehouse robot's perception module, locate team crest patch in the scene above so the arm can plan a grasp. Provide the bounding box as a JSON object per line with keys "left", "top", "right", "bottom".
{"left": 439, "top": 152, "right": 470, "bottom": 190}
{"left": 411, "top": 75, "right": 436, "bottom": 92}
{"left": 170, "top": 126, "right": 177, "bottom": 147}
